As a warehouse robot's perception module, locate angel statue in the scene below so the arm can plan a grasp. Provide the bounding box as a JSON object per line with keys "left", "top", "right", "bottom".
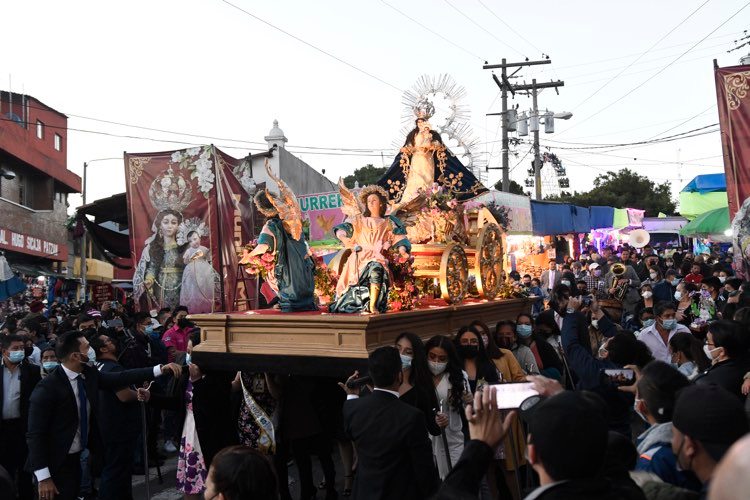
{"left": 328, "top": 181, "right": 412, "bottom": 314}
{"left": 245, "top": 160, "right": 317, "bottom": 312}
{"left": 377, "top": 115, "right": 487, "bottom": 206}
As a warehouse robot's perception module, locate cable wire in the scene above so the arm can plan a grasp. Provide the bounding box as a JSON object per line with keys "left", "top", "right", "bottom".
{"left": 442, "top": 0, "right": 525, "bottom": 56}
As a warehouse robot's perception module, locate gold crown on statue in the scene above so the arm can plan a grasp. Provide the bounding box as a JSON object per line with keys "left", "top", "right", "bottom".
{"left": 148, "top": 167, "right": 194, "bottom": 213}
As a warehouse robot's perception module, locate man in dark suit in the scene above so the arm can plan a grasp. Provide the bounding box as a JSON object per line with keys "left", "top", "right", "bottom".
{"left": 26, "top": 330, "right": 180, "bottom": 500}
{"left": 1, "top": 334, "right": 41, "bottom": 498}
{"left": 341, "top": 347, "right": 438, "bottom": 500}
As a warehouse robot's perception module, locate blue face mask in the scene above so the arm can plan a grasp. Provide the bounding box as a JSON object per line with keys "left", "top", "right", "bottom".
{"left": 8, "top": 350, "right": 25, "bottom": 363}
{"left": 144, "top": 325, "right": 154, "bottom": 336}
{"left": 516, "top": 324, "right": 533, "bottom": 338}
{"left": 642, "top": 319, "right": 656, "bottom": 328}
{"left": 400, "top": 354, "right": 412, "bottom": 370}
{"left": 662, "top": 319, "right": 677, "bottom": 330}
{"left": 43, "top": 361, "right": 59, "bottom": 371}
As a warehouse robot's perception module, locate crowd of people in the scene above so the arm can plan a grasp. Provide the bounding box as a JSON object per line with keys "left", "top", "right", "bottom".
{"left": 0, "top": 241, "right": 749, "bottom": 499}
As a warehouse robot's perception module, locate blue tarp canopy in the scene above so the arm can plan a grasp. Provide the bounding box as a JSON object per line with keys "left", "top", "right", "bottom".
{"left": 572, "top": 206, "right": 590, "bottom": 233}
{"left": 531, "top": 201, "right": 575, "bottom": 236}
{"left": 589, "top": 206, "right": 615, "bottom": 229}
{"left": 681, "top": 174, "right": 726, "bottom": 193}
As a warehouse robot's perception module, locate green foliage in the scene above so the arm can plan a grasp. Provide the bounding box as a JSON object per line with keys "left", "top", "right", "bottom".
{"left": 343, "top": 164, "right": 387, "bottom": 188}
{"left": 545, "top": 169, "right": 676, "bottom": 216}
{"left": 492, "top": 179, "right": 527, "bottom": 195}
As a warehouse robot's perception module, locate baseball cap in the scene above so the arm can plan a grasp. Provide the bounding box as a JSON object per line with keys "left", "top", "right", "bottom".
{"left": 672, "top": 385, "right": 749, "bottom": 462}
{"left": 589, "top": 263, "right": 600, "bottom": 270}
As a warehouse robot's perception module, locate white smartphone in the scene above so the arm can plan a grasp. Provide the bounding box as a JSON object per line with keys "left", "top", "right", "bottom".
{"left": 490, "top": 383, "right": 540, "bottom": 410}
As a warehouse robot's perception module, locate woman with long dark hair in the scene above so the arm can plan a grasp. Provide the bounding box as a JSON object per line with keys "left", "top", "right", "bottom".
{"left": 424, "top": 335, "right": 470, "bottom": 479}
{"left": 668, "top": 331, "right": 709, "bottom": 380}
{"left": 395, "top": 332, "right": 440, "bottom": 436}
{"left": 454, "top": 326, "right": 500, "bottom": 392}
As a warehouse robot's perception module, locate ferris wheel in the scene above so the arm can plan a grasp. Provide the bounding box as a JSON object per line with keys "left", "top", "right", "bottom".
{"left": 523, "top": 151, "right": 569, "bottom": 198}
{"left": 400, "top": 74, "right": 487, "bottom": 184}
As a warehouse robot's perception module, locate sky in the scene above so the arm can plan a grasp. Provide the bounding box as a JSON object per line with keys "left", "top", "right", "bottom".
{"left": 3, "top": 0, "right": 748, "bottom": 213}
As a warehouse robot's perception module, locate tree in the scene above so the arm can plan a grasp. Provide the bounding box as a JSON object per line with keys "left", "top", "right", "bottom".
{"left": 493, "top": 179, "right": 527, "bottom": 196}
{"left": 343, "top": 164, "right": 387, "bottom": 188}
{"left": 545, "top": 168, "right": 676, "bottom": 216}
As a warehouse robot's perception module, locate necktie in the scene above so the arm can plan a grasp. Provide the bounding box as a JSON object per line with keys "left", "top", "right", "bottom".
{"left": 76, "top": 375, "right": 88, "bottom": 449}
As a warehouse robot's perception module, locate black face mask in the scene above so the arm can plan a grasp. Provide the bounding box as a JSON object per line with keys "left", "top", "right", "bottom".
{"left": 458, "top": 344, "right": 479, "bottom": 359}
{"left": 177, "top": 318, "right": 190, "bottom": 329}
{"left": 24, "top": 345, "right": 33, "bottom": 357}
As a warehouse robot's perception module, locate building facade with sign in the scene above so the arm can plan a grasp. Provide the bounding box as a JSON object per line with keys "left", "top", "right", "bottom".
{"left": 0, "top": 91, "right": 81, "bottom": 275}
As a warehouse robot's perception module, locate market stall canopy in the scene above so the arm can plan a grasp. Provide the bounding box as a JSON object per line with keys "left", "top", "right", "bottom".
{"left": 679, "top": 174, "right": 728, "bottom": 220}
{"left": 679, "top": 206, "right": 730, "bottom": 240}
{"left": 531, "top": 201, "right": 575, "bottom": 236}
{"left": 589, "top": 206, "right": 615, "bottom": 229}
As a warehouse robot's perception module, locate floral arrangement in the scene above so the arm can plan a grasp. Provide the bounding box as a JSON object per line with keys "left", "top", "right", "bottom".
{"left": 689, "top": 289, "right": 716, "bottom": 329}
{"left": 421, "top": 183, "right": 459, "bottom": 244}
{"left": 313, "top": 254, "right": 337, "bottom": 304}
{"left": 387, "top": 251, "right": 420, "bottom": 312}
{"left": 171, "top": 146, "right": 215, "bottom": 197}
{"left": 238, "top": 240, "right": 275, "bottom": 280}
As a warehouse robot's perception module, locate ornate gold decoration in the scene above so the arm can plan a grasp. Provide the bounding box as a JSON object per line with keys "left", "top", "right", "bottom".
{"left": 263, "top": 160, "right": 303, "bottom": 240}
{"left": 440, "top": 244, "right": 468, "bottom": 304}
{"left": 475, "top": 223, "right": 503, "bottom": 300}
{"left": 148, "top": 167, "right": 193, "bottom": 212}
{"left": 724, "top": 71, "right": 750, "bottom": 111}
{"left": 128, "top": 156, "right": 151, "bottom": 185}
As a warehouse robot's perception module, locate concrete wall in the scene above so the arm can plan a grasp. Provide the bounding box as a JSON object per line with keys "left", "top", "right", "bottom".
{"left": 249, "top": 147, "right": 335, "bottom": 196}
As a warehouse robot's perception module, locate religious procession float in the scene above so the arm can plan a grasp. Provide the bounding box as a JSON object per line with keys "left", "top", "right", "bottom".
{"left": 123, "top": 75, "right": 531, "bottom": 376}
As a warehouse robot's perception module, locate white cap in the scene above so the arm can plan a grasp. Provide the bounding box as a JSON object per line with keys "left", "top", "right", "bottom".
{"left": 589, "top": 263, "right": 600, "bottom": 270}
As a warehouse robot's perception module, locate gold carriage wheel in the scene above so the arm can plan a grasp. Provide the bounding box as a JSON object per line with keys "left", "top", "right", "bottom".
{"left": 475, "top": 223, "right": 503, "bottom": 300}
{"left": 439, "top": 244, "right": 468, "bottom": 305}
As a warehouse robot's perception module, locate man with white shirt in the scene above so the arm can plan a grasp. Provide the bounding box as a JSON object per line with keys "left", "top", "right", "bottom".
{"left": 341, "top": 346, "right": 438, "bottom": 500}
{"left": 540, "top": 259, "right": 562, "bottom": 296}
{"left": 638, "top": 302, "right": 690, "bottom": 363}
{"left": 26, "top": 330, "right": 181, "bottom": 500}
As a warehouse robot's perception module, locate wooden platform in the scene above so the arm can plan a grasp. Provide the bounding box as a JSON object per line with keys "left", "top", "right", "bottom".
{"left": 191, "top": 298, "right": 530, "bottom": 376}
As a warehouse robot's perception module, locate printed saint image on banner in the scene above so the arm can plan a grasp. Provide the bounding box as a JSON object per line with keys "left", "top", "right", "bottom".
{"left": 125, "top": 146, "right": 254, "bottom": 313}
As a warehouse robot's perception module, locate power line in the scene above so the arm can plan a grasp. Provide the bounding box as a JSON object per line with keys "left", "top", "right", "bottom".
{"left": 571, "top": 0, "right": 712, "bottom": 110}
{"left": 540, "top": 123, "right": 718, "bottom": 147}
{"left": 442, "top": 0, "right": 525, "bottom": 57}
{"left": 475, "top": 0, "right": 544, "bottom": 56}
{"left": 539, "top": 124, "right": 719, "bottom": 150}
{"left": 218, "top": 0, "right": 403, "bottom": 93}
{"left": 379, "top": 0, "right": 484, "bottom": 61}
{"left": 557, "top": 1, "right": 750, "bottom": 135}
{"left": 645, "top": 104, "right": 717, "bottom": 140}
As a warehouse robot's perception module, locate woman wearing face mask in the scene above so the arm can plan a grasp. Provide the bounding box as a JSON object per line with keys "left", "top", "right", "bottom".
{"left": 694, "top": 320, "right": 750, "bottom": 399}
{"left": 454, "top": 326, "right": 501, "bottom": 392}
{"left": 674, "top": 282, "right": 698, "bottom": 326}
{"left": 40, "top": 346, "right": 59, "bottom": 378}
{"left": 667, "top": 332, "right": 709, "bottom": 380}
{"left": 636, "top": 283, "right": 655, "bottom": 319}
{"left": 394, "top": 332, "right": 441, "bottom": 437}
{"left": 424, "top": 335, "right": 470, "bottom": 479}
{"left": 505, "top": 316, "right": 540, "bottom": 375}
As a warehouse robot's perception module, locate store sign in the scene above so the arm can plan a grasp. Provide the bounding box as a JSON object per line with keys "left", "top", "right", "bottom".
{"left": 0, "top": 227, "right": 68, "bottom": 261}
{"left": 297, "top": 191, "right": 347, "bottom": 241}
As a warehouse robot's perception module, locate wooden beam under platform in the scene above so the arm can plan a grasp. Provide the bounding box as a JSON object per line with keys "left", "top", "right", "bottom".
{"left": 190, "top": 298, "right": 530, "bottom": 376}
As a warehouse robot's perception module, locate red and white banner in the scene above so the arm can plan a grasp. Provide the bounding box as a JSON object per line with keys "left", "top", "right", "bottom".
{"left": 715, "top": 64, "right": 750, "bottom": 277}
{"left": 124, "top": 146, "right": 254, "bottom": 313}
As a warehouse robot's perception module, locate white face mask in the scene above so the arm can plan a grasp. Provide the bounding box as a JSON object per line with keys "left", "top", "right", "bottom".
{"left": 428, "top": 361, "right": 447, "bottom": 376}
{"left": 650, "top": 272, "right": 658, "bottom": 280}
{"left": 642, "top": 291, "right": 653, "bottom": 299}
{"left": 674, "top": 291, "right": 683, "bottom": 301}
{"left": 633, "top": 398, "right": 649, "bottom": 424}
{"left": 719, "top": 276, "right": 726, "bottom": 284}
{"left": 591, "top": 319, "right": 599, "bottom": 329}
{"left": 703, "top": 345, "right": 720, "bottom": 361}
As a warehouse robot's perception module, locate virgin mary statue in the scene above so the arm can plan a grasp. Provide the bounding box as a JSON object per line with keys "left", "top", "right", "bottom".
{"left": 377, "top": 116, "right": 487, "bottom": 205}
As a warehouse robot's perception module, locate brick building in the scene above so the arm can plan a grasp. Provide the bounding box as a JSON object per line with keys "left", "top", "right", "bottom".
{"left": 0, "top": 91, "right": 81, "bottom": 274}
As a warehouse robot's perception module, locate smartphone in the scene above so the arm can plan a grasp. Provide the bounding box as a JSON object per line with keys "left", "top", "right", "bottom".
{"left": 490, "top": 383, "right": 540, "bottom": 410}
{"left": 581, "top": 295, "right": 593, "bottom": 306}
{"left": 603, "top": 369, "right": 635, "bottom": 387}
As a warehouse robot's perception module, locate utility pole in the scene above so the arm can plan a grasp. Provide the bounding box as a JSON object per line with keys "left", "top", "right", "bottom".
{"left": 81, "top": 162, "right": 87, "bottom": 302}
{"left": 484, "top": 58, "right": 551, "bottom": 192}
{"left": 532, "top": 81, "right": 541, "bottom": 200}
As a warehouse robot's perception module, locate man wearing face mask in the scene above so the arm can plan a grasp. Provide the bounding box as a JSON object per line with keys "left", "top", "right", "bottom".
{"left": 162, "top": 306, "right": 192, "bottom": 363}
{"left": 653, "top": 269, "right": 680, "bottom": 304}
{"left": 1, "top": 334, "right": 41, "bottom": 499}
{"left": 26, "top": 330, "right": 181, "bottom": 500}
{"left": 638, "top": 302, "right": 691, "bottom": 364}
{"left": 340, "top": 346, "right": 438, "bottom": 499}
{"left": 694, "top": 320, "right": 750, "bottom": 400}
{"left": 671, "top": 384, "right": 749, "bottom": 499}
{"left": 583, "top": 263, "right": 607, "bottom": 299}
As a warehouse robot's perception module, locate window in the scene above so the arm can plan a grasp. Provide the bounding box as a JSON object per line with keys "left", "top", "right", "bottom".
{"left": 54, "top": 133, "right": 62, "bottom": 151}
{"left": 36, "top": 120, "right": 44, "bottom": 139}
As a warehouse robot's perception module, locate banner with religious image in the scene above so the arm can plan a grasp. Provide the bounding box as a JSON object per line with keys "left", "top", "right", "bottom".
{"left": 124, "top": 146, "right": 254, "bottom": 313}
{"left": 714, "top": 64, "right": 750, "bottom": 278}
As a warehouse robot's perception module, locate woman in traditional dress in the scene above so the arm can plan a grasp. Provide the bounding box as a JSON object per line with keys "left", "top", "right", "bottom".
{"left": 329, "top": 183, "right": 410, "bottom": 314}
{"left": 179, "top": 229, "right": 217, "bottom": 313}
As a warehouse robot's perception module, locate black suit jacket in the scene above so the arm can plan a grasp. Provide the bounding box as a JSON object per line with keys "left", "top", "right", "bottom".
{"left": 0, "top": 359, "right": 41, "bottom": 433}
{"left": 26, "top": 363, "right": 158, "bottom": 476}
{"left": 343, "top": 390, "right": 438, "bottom": 500}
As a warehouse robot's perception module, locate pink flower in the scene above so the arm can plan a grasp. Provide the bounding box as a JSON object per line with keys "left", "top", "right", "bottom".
{"left": 261, "top": 253, "right": 275, "bottom": 262}
{"left": 391, "top": 300, "right": 403, "bottom": 311}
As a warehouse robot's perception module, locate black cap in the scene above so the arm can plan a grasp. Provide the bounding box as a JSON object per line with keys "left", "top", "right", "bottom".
{"left": 523, "top": 391, "right": 608, "bottom": 480}
{"left": 672, "top": 384, "right": 749, "bottom": 462}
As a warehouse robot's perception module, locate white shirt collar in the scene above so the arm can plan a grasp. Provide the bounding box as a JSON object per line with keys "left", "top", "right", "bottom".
{"left": 61, "top": 364, "right": 82, "bottom": 381}
{"left": 373, "top": 387, "right": 400, "bottom": 398}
